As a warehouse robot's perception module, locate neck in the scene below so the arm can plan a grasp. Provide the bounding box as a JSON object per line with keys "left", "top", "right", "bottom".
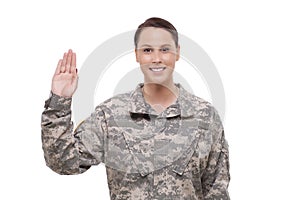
{"left": 142, "top": 82, "right": 179, "bottom": 113}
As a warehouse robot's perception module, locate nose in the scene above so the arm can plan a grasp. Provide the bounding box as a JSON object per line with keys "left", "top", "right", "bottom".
{"left": 152, "top": 50, "right": 162, "bottom": 64}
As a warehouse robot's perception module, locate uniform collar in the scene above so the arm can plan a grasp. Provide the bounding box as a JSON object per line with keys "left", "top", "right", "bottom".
{"left": 129, "top": 83, "right": 195, "bottom": 118}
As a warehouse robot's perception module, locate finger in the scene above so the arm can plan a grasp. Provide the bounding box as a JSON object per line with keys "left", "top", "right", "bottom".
{"left": 61, "top": 52, "right": 67, "bottom": 73}
{"left": 54, "top": 59, "right": 63, "bottom": 75}
{"left": 70, "top": 52, "right": 76, "bottom": 74}
{"left": 66, "top": 49, "right": 72, "bottom": 73}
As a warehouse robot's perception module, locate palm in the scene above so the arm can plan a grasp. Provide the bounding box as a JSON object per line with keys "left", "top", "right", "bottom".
{"left": 52, "top": 73, "right": 77, "bottom": 97}
{"left": 51, "top": 49, "right": 78, "bottom": 97}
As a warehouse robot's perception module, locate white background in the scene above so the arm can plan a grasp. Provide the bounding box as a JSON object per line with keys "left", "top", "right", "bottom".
{"left": 1, "top": 0, "right": 299, "bottom": 199}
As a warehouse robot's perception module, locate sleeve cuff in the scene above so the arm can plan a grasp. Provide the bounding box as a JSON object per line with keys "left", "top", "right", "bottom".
{"left": 44, "top": 92, "right": 72, "bottom": 110}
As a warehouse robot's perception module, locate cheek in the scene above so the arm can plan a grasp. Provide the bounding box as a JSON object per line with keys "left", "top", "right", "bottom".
{"left": 163, "top": 54, "right": 176, "bottom": 64}
{"left": 139, "top": 55, "right": 152, "bottom": 64}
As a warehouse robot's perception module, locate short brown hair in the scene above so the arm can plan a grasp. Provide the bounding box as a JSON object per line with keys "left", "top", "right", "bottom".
{"left": 134, "top": 17, "right": 178, "bottom": 48}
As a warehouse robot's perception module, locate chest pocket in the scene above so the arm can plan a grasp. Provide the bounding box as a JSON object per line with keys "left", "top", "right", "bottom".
{"left": 171, "top": 122, "right": 210, "bottom": 198}
{"left": 172, "top": 133, "right": 201, "bottom": 176}
{"left": 172, "top": 120, "right": 210, "bottom": 176}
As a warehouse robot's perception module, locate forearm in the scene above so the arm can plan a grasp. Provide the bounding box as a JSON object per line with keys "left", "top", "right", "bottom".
{"left": 41, "top": 93, "right": 82, "bottom": 175}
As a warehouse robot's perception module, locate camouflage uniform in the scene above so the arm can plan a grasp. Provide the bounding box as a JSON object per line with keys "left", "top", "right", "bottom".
{"left": 41, "top": 83, "right": 230, "bottom": 199}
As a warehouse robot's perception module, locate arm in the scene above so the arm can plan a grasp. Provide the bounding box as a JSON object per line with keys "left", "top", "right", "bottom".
{"left": 41, "top": 50, "right": 105, "bottom": 175}
{"left": 202, "top": 107, "right": 230, "bottom": 199}
{"left": 41, "top": 94, "right": 105, "bottom": 175}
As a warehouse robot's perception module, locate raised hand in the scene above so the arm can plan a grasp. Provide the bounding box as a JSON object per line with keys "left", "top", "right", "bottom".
{"left": 51, "top": 49, "right": 78, "bottom": 97}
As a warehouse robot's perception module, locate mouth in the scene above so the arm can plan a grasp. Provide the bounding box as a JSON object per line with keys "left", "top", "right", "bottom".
{"left": 149, "top": 67, "right": 166, "bottom": 72}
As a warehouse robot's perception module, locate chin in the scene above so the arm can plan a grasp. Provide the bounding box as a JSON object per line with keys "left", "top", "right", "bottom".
{"left": 144, "top": 78, "right": 171, "bottom": 86}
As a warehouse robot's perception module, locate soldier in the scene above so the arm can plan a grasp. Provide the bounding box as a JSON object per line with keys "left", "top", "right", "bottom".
{"left": 41, "top": 17, "right": 230, "bottom": 199}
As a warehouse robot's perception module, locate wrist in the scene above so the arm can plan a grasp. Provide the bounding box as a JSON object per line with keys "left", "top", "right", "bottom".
{"left": 44, "top": 91, "right": 72, "bottom": 110}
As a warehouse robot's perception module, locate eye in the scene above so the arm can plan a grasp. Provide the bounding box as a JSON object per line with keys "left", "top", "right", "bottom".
{"left": 161, "top": 47, "right": 170, "bottom": 52}
{"left": 143, "top": 48, "right": 152, "bottom": 53}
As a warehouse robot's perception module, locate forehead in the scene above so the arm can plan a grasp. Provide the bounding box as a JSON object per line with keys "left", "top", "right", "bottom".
{"left": 138, "top": 27, "right": 175, "bottom": 47}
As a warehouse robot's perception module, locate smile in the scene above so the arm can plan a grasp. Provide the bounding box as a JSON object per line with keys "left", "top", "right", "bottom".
{"left": 149, "top": 67, "right": 166, "bottom": 72}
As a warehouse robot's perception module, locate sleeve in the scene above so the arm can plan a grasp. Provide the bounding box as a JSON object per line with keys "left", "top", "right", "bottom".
{"left": 41, "top": 93, "right": 106, "bottom": 175}
{"left": 201, "top": 107, "right": 230, "bottom": 199}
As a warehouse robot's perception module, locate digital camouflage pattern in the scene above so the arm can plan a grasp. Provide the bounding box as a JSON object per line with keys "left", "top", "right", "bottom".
{"left": 41, "top": 83, "right": 230, "bottom": 199}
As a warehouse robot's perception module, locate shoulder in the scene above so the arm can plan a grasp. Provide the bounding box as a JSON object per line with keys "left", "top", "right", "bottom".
{"left": 94, "top": 90, "right": 133, "bottom": 113}
{"left": 179, "top": 87, "right": 217, "bottom": 119}
{"left": 189, "top": 92, "right": 212, "bottom": 108}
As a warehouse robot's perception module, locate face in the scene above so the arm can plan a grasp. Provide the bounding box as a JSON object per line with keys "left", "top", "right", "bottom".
{"left": 135, "top": 27, "right": 180, "bottom": 86}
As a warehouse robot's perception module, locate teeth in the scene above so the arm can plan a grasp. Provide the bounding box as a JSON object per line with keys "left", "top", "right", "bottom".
{"left": 150, "top": 67, "right": 165, "bottom": 72}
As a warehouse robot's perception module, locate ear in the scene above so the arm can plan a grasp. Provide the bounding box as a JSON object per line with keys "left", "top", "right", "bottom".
{"left": 176, "top": 45, "right": 180, "bottom": 61}
{"left": 135, "top": 48, "right": 139, "bottom": 63}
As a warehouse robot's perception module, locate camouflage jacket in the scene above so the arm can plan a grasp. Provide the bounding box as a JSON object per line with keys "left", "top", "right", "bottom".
{"left": 41, "top": 83, "right": 230, "bottom": 199}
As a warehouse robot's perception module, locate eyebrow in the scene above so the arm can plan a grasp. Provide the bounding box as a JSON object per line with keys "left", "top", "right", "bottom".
{"left": 139, "top": 44, "right": 173, "bottom": 48}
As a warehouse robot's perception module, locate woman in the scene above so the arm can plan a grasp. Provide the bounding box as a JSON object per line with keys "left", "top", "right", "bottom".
{"left": 42, "top": 17, "right": 230, "bottom": 199}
